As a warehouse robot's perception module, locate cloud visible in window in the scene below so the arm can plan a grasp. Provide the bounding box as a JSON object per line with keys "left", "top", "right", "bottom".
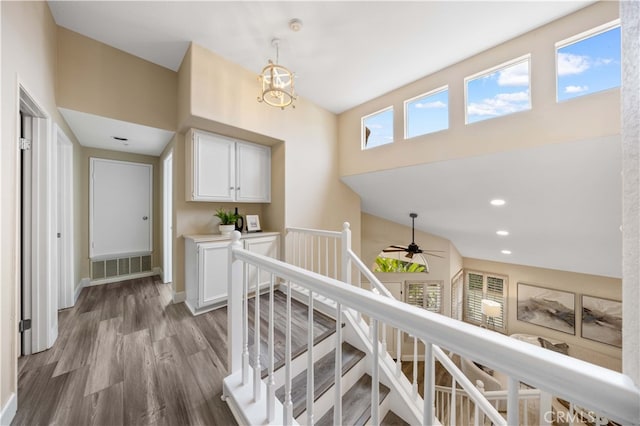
{"left": 564, "top": 85, "right": 589, "bottom": 94}
{"left": 415, "top": 100, "right": 447, "bottom": 109}
{"left": 498, "top": 61, "right": 529, "bottom": 86}
{"left": 468, "top": 91, "right": 530, "bottom": 117}
{"left": 557, "top": 52, "right": 591, "bottom": 76}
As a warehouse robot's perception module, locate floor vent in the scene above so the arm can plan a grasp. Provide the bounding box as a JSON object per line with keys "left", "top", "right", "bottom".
{"left": 91, "top": 255, "right": 152, "bottom": 280}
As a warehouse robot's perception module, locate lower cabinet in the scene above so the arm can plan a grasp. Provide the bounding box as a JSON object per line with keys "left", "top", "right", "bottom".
{"left": 184, "top": 233, "right": 280, "bottom": 315}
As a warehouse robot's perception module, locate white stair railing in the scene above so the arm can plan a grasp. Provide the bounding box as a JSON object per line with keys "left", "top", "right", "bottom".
{"left": 224, "top": 229, "right": 640, "bottom": 426}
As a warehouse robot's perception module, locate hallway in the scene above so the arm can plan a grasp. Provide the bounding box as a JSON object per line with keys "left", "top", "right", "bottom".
{"left": 13, "top": 277, "right": 236, "bottom": 425}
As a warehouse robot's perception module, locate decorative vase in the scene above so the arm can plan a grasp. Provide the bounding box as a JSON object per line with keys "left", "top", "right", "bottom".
{"left": 219, "top": 224, "right": 235, "bottom": 235}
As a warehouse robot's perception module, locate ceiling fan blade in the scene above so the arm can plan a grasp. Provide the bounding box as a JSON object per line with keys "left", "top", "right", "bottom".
{"left": 423, "top": 249, "right": 446, "bottom": 253}
{"left": 387, "top": 245, "right": 408, "bottom": 250}
{"left": 406, "top": 252, "right": 414, "bottom": 259}
{"left": 383, "top": 248, "right": 407, "bottom": 253}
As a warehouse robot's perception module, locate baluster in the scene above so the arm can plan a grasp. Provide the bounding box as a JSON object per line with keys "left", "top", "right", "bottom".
{"left": 507, "top": 377, "right": 519, "bottom": 426}
{"left": 266, "top": 274, "right": 276, "bottom": 422}
{"left": 334, "top": 303, "right": 343, "bottom": 425}
{"left": 325, "top": 237, "right": 329, "bottom": 277}
{"left": 253, "top": 266, "right": 262, "bottom": 401}
{"left": 396, "top": 329, "right": 402, "bottom": 375}
{"left": 381, "top": 323, "right": 387, "bottom": 353}
{"left": 304, "top": 234, "right": 308, "bottom": 270}
{"left": 317, "top": 234, "right": 321, "bottom": 274}
{"left": 371, "top": 319, "right": 380, "bottom": 425}
{"left": 412, "top": 336, "right": 418, "bottom": 399}
{"left": 333, "top": 238, "right": 338, "bottom": 279}
{"left": 524, "top": 399, "right": 529, "bottom": 425}
{"left": 423, "top": 341, "right": 434, "bottom": 426}
{"left": 310, "top": 235, "right": 314, "bottom": 272}
{"left": 293, "top": 232, "right": 297, "bottom": 267}
{"left": 284, "top": 282, "right": 293, "bottom": 424}
{"left": 242, "top": 262, "right": 249, "bottom": 386}
{"left": 450, "top": 378, "right": 457, "bottom": 426}
{"left": 474, "top": 380, "right": 484, "bottom": 426}
{"left": 307, "top": 290, "right": 315, "bottom": 425}
{"left": 539, "top": 391, "right": 552, "bottom": 426}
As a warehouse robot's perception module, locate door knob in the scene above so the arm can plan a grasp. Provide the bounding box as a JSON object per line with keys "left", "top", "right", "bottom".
{"left": 142, "top": 216, "right": 148, "bottom": 220}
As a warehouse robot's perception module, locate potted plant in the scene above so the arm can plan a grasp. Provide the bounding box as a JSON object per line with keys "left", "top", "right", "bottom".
{"left": 214, "top": 208, "right": 240, "bottom": 235}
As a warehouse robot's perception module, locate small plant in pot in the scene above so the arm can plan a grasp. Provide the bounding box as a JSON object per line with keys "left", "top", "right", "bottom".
{"left": 214, "top": 208, "right": 240, "bottom": 236}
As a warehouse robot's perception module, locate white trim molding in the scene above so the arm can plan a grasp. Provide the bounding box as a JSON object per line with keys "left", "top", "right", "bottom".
{"left": 172, "top": 291, "right": 186, "bottom": 304}
{"left": 0, "top": 392, "right": 17, "bottom": 426}
{"left": 74, "top": 278, "right": 89, "bottom": 304}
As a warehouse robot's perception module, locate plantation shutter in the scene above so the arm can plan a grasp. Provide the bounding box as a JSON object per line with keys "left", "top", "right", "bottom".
{"left": 486, "top": 276, "right": 505, "bottom": 329}
{"left": 465, "top": 272, "right": 484, "bottom": 323}
{"left": 406, "top": 281, "right": 442, "bottom": 313}
{"left": 451, "top": 271, "right": 464, "bottom": 321}
{"left": 464, "top": 271, "right": 508, "bottom": 331}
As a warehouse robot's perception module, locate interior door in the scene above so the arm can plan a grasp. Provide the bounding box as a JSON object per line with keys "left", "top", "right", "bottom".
{"left": 90, "top": 158, "right": 152, "bottom": 259}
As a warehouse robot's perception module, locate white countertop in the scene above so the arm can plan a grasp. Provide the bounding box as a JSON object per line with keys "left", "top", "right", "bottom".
{"left": 183, "top": 231, "right": 279, "bottom": 243}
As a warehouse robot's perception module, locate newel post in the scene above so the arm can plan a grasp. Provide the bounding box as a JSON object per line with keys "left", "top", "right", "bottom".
{"left": 228, "top": 231, "right": 244, "bottom": 374}
{"left": 341, "top": 222, "right": 352, "bottom": 284}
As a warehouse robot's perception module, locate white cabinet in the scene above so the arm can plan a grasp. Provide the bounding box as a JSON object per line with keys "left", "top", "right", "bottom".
{"left": 186, "top": 129, "right": 270, "bottom": 203}
{"left": 184, "top": 233, "right": 280, "bottom": 315}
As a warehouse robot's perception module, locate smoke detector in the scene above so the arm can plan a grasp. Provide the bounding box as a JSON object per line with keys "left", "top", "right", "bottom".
{"left": 289, "top": 19, "right": 303, "bottom": 32}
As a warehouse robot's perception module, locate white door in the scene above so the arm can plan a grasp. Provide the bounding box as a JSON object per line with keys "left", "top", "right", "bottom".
{"left": 236, "top": 142, "right": 271, "bottom": 202}
{"left": 199, "top": 242, "right": 229, "bottom": 306}
{"left": 163, "top": 152, "right": 173, "bottom": 284}
{"left": 193, "top": 131, "right": 235, "bottom": 201}
{"left": 90, "top": 158, "right": 152, "bottom": 259}
{"left": 56, "top": 126, "right": 74, "bottom": 309}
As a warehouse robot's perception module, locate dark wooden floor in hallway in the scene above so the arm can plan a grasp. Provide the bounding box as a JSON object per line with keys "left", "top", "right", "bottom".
{"left": 13, "top": 276, "right": 236, "bottom": 426}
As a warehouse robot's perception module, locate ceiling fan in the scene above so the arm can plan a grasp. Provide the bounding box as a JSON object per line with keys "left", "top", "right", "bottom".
{"left": 382, "top": 213, "right": 445, "bottom": 271}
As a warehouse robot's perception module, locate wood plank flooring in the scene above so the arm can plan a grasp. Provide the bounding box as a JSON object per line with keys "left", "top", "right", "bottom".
{"left": 13, "top": 276, "right": 235, "bottom": 426}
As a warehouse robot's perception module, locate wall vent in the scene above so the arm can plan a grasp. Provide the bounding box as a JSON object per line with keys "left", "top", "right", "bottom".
{"left": 91, "top": 255, "right": 152, "bottom": 280}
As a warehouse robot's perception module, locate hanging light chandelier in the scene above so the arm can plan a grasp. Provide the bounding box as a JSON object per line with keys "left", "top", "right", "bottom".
{"left": 257, "top": 38, "right": 296, "bottom": 110}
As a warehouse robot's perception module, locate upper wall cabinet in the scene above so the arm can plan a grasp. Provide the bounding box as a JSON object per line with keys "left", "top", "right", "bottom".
{"left": 186, "top": 129, "right": 271, "bottom": 202}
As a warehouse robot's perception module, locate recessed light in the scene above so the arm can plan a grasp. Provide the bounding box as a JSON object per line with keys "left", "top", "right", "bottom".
{"left": 496, "top": 230, "right": 509, "bottom": 236}
{"left": 490, "top": 199, "right": 506, "bottom": 206}
{"left": 501, "top": 250, "right": 512, "bottom": 255}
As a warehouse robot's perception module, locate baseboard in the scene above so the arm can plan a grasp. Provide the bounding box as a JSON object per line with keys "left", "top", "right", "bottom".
{"left": 74, "top": 278, "right": 89, "bottom": 303}
{"left": 173, "top": 291, "right": 186, "bottom": 304}
{"left": 0, "top": 392, "right": 17, "bottom": 426}
{"left": 153, "top": 267, "right": 163, "bottom": 279}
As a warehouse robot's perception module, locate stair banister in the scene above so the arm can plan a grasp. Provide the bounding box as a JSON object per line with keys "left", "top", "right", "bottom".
{"left": 227, "top": 230, "right": 640, "bottom": 426}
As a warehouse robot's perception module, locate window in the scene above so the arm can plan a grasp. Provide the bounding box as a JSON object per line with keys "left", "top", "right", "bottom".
{"left": 465, "top": 56, "right": 531, "bottom": 124}
{"left": 556, "top": 21, "right": 621, "bottom": 102}
{"left": 451, "top": 270, "right": 464, "bottom": 321}
{"left": 404, "top": 86, "right": 449, "bottom": 139}
{"left": 362, "top": 107, "right": 393, "bottom": 149}
{"left": 405, "top": 281, "right": 442, "bottom": 313}
{"left": 464, "top": 271, "right": 507, "bottom": 330}
{"left": 373, "top": 251, "right": 427, "bottom": 273}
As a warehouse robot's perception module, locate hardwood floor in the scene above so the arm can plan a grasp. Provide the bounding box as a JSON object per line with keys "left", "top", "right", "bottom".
{"left": 13, "top": 276, "right": 235, "bottom": 426}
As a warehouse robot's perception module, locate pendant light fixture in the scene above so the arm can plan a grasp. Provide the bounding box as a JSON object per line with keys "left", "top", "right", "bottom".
{"left": 257, "top": 38, "right": 296, "bottom": 110}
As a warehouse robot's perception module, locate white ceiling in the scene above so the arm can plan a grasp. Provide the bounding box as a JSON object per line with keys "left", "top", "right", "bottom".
{"left": 48, "top": 1, "right": 621, "bottom": 278}
{"left": 342, "top": 137, "right": 622, "bottom": 278}
{"left": 59, "top": 108, "right": 175, "bottom": 156}
{"left": 48, "top": 0, "right": 594, "bottom": 114}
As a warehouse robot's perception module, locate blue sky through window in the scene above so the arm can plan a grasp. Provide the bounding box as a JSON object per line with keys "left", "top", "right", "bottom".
{"left": 557, "top": 25, "right": 620, "bottom": 102}
{"left": 362, "top": 107, "right": 393, "bottom": 149}
{"left": 466, "top": 57, "right": 531, "bottom": 124}
{"left": 405, "top": 88, "right": 449, "bottom": 138}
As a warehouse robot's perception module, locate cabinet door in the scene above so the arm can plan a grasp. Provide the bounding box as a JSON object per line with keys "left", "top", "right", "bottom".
{"left": 198, "top": 242, "right": 230, "bottom": 306}
{"left": 244, "top": 235, "right": 279, "bottom": 287}
{"left": 193, "top": 131, "right": 235, "bottom": 201}
{"left": 236, "top": 142, "right": 271, "bottom": 203}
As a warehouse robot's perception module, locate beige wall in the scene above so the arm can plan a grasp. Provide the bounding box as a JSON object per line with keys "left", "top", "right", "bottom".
{"left": 78, "top": 148, "right": 162, "bottom": 283}
{"left": 463, "top": 257, "right": 622, "bottom": 370}
{"left": 0, "top": 0, "right": 82, "bottom": 412}
{"left": 338, "top": 1, "right": 619, "bottom": 178}
{"left": 167, "top": 43, "right": 361, "bottom": 295}
{"left": 57, "top": 27, "right": 177, "bottom": 131}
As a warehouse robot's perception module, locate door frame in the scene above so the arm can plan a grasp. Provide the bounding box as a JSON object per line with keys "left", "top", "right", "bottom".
{"left": 162, "top": 150, "right": 173, "bottom": 284}
{"left": 55, "top": 125, "right": 75, "bottom": 309}
{"left": 17, "top": 81, "right": 58, "bottom": 354}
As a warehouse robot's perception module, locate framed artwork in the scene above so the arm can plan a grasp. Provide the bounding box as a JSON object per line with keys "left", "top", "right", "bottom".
{"left": 517, "top": 282, "right": 575, "bottom": 335}
{"left": 581, "top": 295, "right": 622, "bottom": 347}
{"left": 246, "top": 215, "right": 261, "bottom": 232}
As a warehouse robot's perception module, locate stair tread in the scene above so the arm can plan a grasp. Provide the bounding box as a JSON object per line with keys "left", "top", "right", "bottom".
{"left": 381, "top": 410, "right": 410, "bottom": 426}
{"left": 275, "top": 342, "right": 366, "bottom": 419}
{"left": 315, "top": 374, "right": 391, "bottom": 426}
